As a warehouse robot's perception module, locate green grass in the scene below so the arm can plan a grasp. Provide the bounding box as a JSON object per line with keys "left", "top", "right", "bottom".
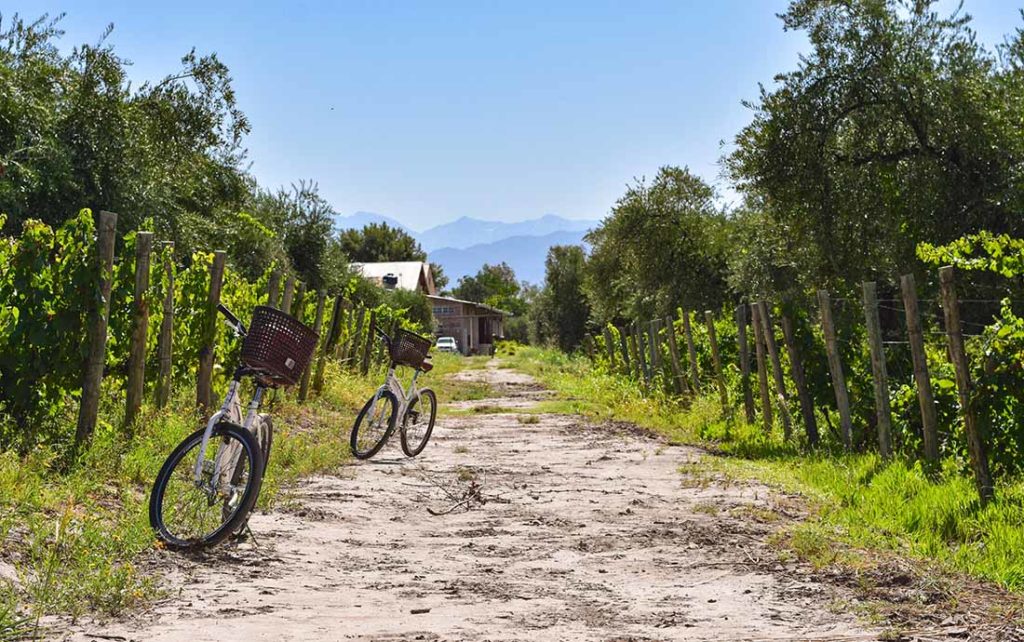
{"left": 0, "top": 353, "right": 470, "bottom": 633}
{"left": 500, "top": 344, "right": 1024, "bottom": 591}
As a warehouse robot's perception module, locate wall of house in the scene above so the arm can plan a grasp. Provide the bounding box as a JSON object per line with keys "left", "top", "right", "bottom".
{"left": 432, "top": 301, "right": 469, "bottom": 355}
{"left": 431, "top": 298, "right": 506, "bottom": 355}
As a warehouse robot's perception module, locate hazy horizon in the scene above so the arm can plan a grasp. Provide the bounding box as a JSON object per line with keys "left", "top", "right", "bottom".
{"left": 338, "top": 210, "right": 599, "bottom": 234}
{"left": 9, "top": 0, "right": 1019, "bottom": 229}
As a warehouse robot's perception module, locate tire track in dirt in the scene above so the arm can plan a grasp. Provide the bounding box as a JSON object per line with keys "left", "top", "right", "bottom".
{"left": 62, "top": 360, "right": 895, "bottom": 641}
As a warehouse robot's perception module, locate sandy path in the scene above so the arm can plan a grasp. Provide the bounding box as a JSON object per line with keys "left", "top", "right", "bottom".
{"left": 62, "top": 360, "right": 888, "bottom": 641}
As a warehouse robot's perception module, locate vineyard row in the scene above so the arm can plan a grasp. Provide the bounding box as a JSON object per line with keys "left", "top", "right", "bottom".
{"left": 582, "top": 268, "right": 1001, "bottom": 504}
{"left": 0, "top": 210, "right": 402, "bottom": 456}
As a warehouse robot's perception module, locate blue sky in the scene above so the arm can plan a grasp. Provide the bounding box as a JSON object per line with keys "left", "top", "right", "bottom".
{"left": 7, "top": 1, "right": 1021, "bottom": 230}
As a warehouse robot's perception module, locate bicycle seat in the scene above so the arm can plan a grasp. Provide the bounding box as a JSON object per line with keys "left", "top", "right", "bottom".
{"left": 420, "top": 361, "right": 434, "bottom": 372}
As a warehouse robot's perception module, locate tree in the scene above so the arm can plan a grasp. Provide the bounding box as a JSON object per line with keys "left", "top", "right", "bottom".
{"left": 451, "top": 262, "right": 527, "bottom": 315}
{"left": 0, "top": 14, "right": 251, "bottom": 248}
{"left": 280, "top": 181, "right": 336, "bottom": 292}
{"left": 338, "top": 222, "right": 426, "bottom": 263}
{"left": 431, "top": 263, "right": 450, "bottom": 291}
{"left": 726, "top": 0, "right": 1024, "bottom": 296}
{"left": 584, "top": 166, "right": 731, "bottom": 324}
{"left": 534, "top": 245, "right": 590, "bottom": 352}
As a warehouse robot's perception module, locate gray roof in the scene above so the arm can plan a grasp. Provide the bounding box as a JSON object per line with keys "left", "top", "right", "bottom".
{"left": 427, "top": 294, "right": 511, "bottom": 317}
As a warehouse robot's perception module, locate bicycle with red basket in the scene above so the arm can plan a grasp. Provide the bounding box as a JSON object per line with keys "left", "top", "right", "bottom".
{"left": 349, "top": 324, "right": 437, "bottom": 459}
{"left": 149, "top": 304, "right": 318, "bottom": 550}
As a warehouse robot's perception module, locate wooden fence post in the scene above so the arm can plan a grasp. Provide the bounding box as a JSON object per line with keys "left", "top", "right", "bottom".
{"left": 293, "top": 282, "right": 306, "bottom": 320}
{"left": 750, "top": 301, "right": 773, "bottom": 433}
{"left": 196, "top": 251, "right": 227, "bottom": 414}
{"left": 299, "top": 291, "right": 327, "bottom": 401}
{"left": 350, "top": 306, "right": 366, "bottom": 370}
{"left": 780, "top": 313, "right": 819, "bottom": 447}
{"left": 626, "top": 326, "right": 641, "bottom": 379}
{"left": 603, "top": 325, "right": 617, "bottom": 370}
{"left": 315, "top": 297, "right": 343, "bottom": 393}
{"left": 939, "top": 266, "right": 994, "bottom": 504}
{"left": 155, "top": 242, "right": 175, "bottom": 409}
{"left": 664, "top": 315, "right": 685, "bottom": 395}
{"left": 335, "top": 302, "right": 351, "bottom": 360}
{"left": 125, "top": 231, "right": 154, "bottom": 429}
{"left": 817, "top": 289, "right": 853, "bottom": 450}
{"left": 735, "top": 304, "right": 756, "bottom": 423}
{"left": 618, "top": 325, "right": 632, "bottom": 377}
{"left": 281, "top": 275, "right": 295, "bottom": 315}
{"left": 267, "top": 269, "right": 281, "bottom": 308}
{"left": 634, "top": 321, "right": 651, "bottom": 384}
{"left": 74, "top": 211, "right": 118, "bottom": 454}
{"left": 900, "top": 274, "right": 939, "bottom": 463}
{"left": 337, "top": 303, "right": 351, "bottom": 360}
{"left": 862, "top": 282, "right": 893, "bottom": 458}
{"left": 360, "top": 309, "right": 377, "bottom": 376}
{"left": 583, "top": 333, "right": 596, "bottom": 361}
{"left": 705, "top": 311, "right": 729, "bottom": 416}
{"left": 681, "top": 309, "right": 700, "bottom": 391}
{"left": 756, "top": 302, "right": 793, "bottom": 440}
{"left": 649, "top": 318, "right": 663, "bottom": 379}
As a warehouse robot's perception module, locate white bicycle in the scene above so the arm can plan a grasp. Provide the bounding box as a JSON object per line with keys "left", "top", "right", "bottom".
{"left": 350, "top": 324, "right": 437, "bottom": 459}
{"left": 149, "top": 304, "right": 318, "bottom": 550}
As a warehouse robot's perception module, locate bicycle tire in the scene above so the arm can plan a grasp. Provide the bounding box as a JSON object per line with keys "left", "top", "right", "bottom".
{"left": 149, "top": 422, "right": 265, "bottom": 550}
{"left": 258, "top": 414, "right": 274, "bottom": 467}
{"left": 350, "top": 389, "right": 399, "bottom": 459}
{"left": 400, "top": 388, "right": 437, "bottom": 457}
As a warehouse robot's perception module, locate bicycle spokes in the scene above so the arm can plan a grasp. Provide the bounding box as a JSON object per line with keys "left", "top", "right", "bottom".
{"left": 359, "top": 398, "right": 390, "bottom": 446}
{"left": 160, "top": 434, "right": 252, "bottom": 544}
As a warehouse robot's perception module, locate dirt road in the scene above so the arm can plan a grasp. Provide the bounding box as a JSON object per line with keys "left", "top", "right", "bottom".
{"left": 63, "top": 360, "right": 895, "bottom": 641}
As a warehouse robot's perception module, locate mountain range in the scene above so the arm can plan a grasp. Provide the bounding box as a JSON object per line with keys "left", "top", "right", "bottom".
{"left": 333, "top": 211, "right": 598, "bottom": 284}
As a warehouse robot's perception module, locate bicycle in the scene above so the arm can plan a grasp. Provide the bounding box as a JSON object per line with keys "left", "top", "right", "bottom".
{"left": 350, "top": 325, "right": 437, "bottom": 459}
{"left": 149, "top": 303, "right": 318, "bottom": 550}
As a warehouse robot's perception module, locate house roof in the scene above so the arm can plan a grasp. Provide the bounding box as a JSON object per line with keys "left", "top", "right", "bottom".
{"left": 351, "top": 261, "right": 436, "bottom": 295}
{"left": 427, "top": 294, "right": 511, "bottom": 317}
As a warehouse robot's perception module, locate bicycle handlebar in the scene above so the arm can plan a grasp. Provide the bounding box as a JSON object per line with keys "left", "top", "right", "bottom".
{"left": 372, "top": 323, "right": 391, "bottom": 348}
{"left": 217, "top": 303, "right": 247, "bottom": 337}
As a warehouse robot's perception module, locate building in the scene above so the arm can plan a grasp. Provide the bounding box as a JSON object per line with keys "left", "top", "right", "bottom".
{"left": 428, "top": 295, "right": 508, "bottom": 355}
{"left": 350, "top": 261, "right": 437, "bottom": 296}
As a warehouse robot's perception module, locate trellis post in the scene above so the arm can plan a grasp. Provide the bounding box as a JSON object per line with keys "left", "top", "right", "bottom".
{"left": 862, "top": 282, "right": 893, "bottom": 458}
{"left": 735, "top": 304, "right": 756, "bottom": 423}
{"left": 196, "top": 251, "right": 227, "bottom": 415}
{"left": 818, "top": 289, "right": 853, "bottom": 450}
{"left": 74, "top": 211, "right": 118, "bottom": 454}
{"left": 900, "top": 274, "right": 939, "bottom": 462}
{"left": 155, "top": 242, "right": 175, "bottom": 409}
{"left": 939, "top": 266, "right": 994, "bottom": 503}
{"left": 125, "top": 231, "right": 154, "bottom": 429}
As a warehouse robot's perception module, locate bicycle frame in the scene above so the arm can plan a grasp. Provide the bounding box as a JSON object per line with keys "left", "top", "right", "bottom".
{"left": 192, "top": 380, "right": 269, "bottom": 488}
{"left": 371, "top": 363, "right": 423, "bottom": 421}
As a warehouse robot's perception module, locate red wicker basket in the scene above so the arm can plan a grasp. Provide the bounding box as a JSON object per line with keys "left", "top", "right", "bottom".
{"left": 389, "top": 328, "right": 432, "bottom": 368}
{"left": 240, "top": 306, "right": 319, "bottom": 386}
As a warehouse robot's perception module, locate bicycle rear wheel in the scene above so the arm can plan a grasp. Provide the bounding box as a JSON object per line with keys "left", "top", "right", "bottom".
{"left": 400, "top": 388, "right": 436, "bottom": 457}
{"left": 350, "top": 389, "right": 398, "bottom": 459}
{"left": 149, "top": 422, "right": 264, "bottom": 550}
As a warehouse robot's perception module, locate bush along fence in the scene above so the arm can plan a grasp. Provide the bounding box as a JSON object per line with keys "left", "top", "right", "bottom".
{"left": 581, "top": 261, "right": 1024, "bottom": 506}
{"left": 0, "top": 209, "right": 410, "bottom": 459}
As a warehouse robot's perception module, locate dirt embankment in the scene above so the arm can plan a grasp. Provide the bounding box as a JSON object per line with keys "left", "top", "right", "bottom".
{"left": 61, "top": 361, "right": 1019, "bottom": 641}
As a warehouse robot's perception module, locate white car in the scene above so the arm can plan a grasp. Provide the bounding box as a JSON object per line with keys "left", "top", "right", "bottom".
{"left": 436, "top": 336, "right": 459, "bottom": 353}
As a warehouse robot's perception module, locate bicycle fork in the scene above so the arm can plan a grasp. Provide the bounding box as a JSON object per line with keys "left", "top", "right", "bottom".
{"left": 193, "top": 381, "right": 265, "bottom": 490}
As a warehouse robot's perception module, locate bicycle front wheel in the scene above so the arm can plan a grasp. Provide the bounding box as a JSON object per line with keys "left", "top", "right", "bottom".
{"left": 401, "top": 388, "right": 437, "bottom": 457}
{"left": 350, "top": 390, "right": 399, "bottom": 459}
{"left": 149, "top": 422, "right": 264, "bottom": 550}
